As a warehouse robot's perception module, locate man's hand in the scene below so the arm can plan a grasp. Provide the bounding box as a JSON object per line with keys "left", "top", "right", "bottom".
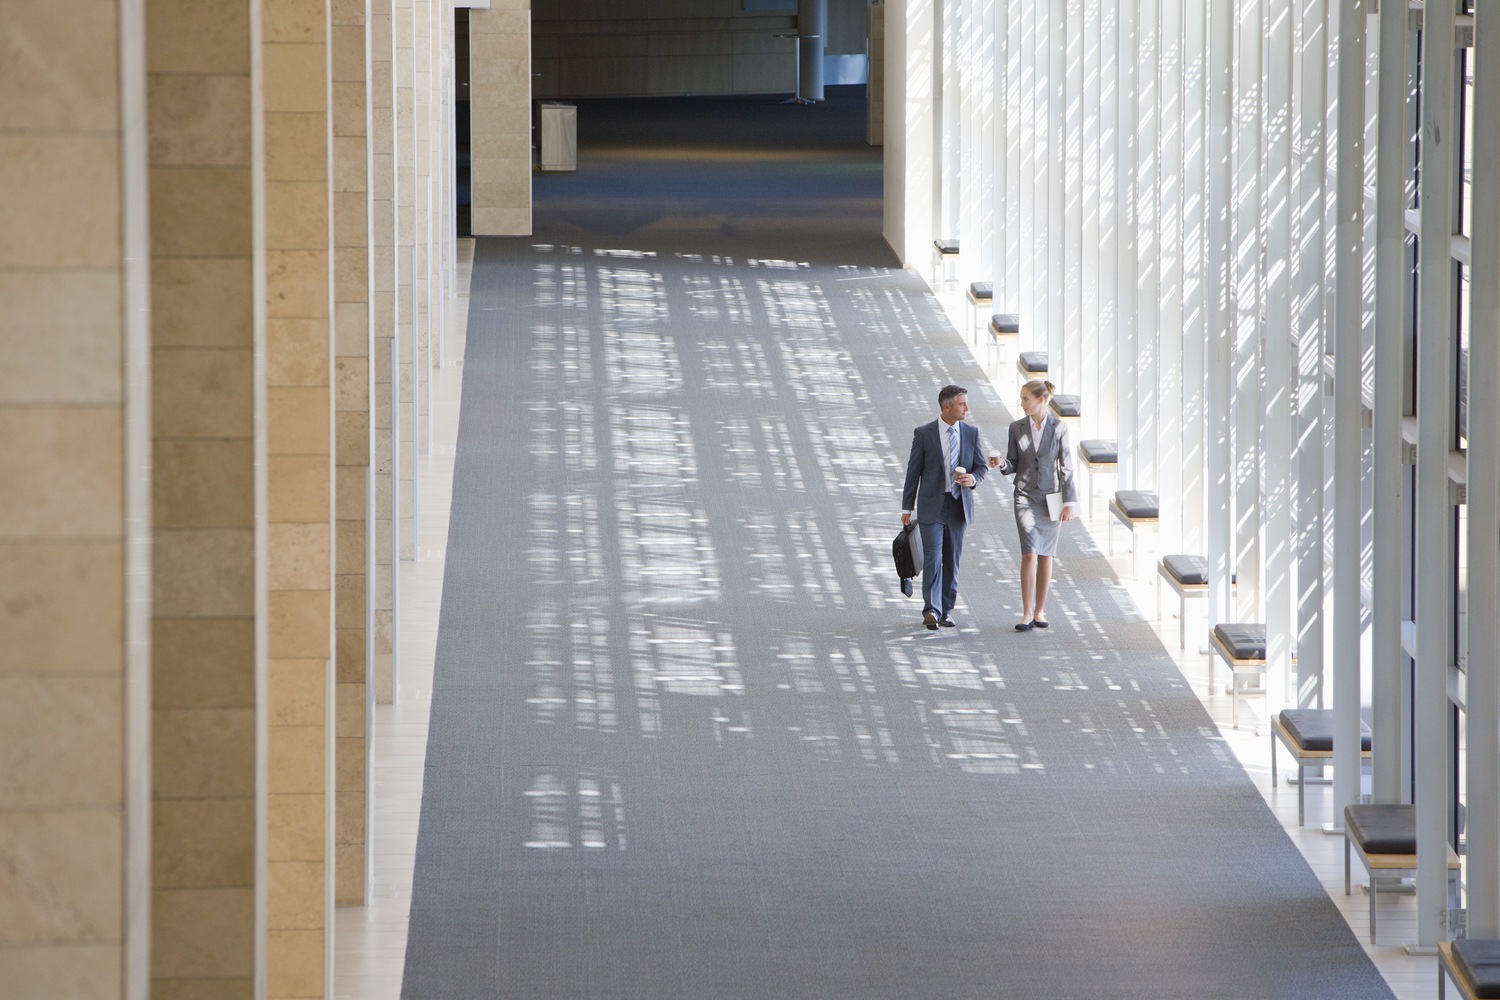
{"left": 1059, "top": 506, "right": 1076, "bottom": 522}
{"left": 958, "top": 472, "right": 976, "bottom": 488}
{"left": 901, "top": 512, "right": 912, "bottom": 527}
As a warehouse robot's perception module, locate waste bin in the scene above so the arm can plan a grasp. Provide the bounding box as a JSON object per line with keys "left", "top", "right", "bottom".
{"left": 538, "top": 101, "right": 576, "bottom": 172}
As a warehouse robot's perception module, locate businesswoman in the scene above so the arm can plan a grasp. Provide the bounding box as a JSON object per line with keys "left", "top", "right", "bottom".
{"left": 989, "top": 379, "right": 1078, "bottom": 630}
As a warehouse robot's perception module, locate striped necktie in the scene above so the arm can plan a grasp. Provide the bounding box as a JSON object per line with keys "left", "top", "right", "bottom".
{"left": 948, "top": 424, "right": 961, "bottom": 498}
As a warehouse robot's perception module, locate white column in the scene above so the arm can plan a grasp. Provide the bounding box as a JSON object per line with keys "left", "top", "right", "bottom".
{"left": 1063, "top": 0, "right": 1083, "bottom": 392}
{"left": 1182, "top": 0, "right": 1209, "bottom": 555}
{"left": 1135, "top": 0, "right": 1160, "bottom": 495}
{"left": 1159, "top": 0, "right": 1184, "bottom": 551}
{"left": 1098, "top": 0, "right": 1120, "bottom": 440}
{"left": 1330, "top": 0, "right": 1367, "bottom": 837}
{"left": 1414, "top": 0, "right": 1458, "bottom": 948}
{"left": 1466, "top": 0, "right": 1500, "bottom": 939}
{"left": 1082, "top": 0, "right": 1102, "bottom": 436}
{"left": 1207, "top": 0, "right": 1235, "bottom": 625}
{"left": 992, "top": 0, "right": 1010, "bottom": 306}
{"left": 1232, "top": 0, "right": 1263, "bottom": 622}
{"left": 939, "top": 0, "right": 960, "bottom": 241}
{"left": 1003, "top": 0, "right": 1023, "bottom": 310}
{"left": 1262, "top": 0, "right": 1294, "bottom": 709}
{"left": 974, "top": 0, "right": 995, "bottom": 287}
{"left": 956, "top": 0, "right": 976, "bottom": 283}
{"left": 1116, "top": 0, "right": 1138, "bottom": 483}
{"left": 1032, "top": 0, "right": 1052, "bottom": 347}
{"left": 1370, "top": 0, "right": 1410, "bottom": 802}
{"left": 1294, "top": 0, "right": 1328, "bottom": 709}
{"left": 882, "top": 0, "right": 936, "bottom": 267}
{"left": 1018, "top": 0, "right": 1037, "bottom": 332}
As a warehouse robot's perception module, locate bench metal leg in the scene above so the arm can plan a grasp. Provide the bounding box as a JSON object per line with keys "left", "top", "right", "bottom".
{"left": 1369, "top": 866, "right": 1378, "bottom": 942}
{"left": 1270, "top": 731, "right": 1278, "bottom": 786}
{"left": 1440, "top": 961, "right": 1447, "bottom": 999}
{"left": 1297, "top": 763, "right": 1305, "bottom": 826}
{"left": 1344, "top": 835, "right": 1351, "bottom": 895}
{"left": 1179, "top": 593, "right": 1188, "bottom": 649}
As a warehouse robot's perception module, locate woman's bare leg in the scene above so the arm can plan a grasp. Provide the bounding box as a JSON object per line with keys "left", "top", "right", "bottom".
{"left": 1033, "top": 556, "right": 1054, "bottom": 622}
{"left": 1019, "top": 554, "right": 1036, "bottom": 622}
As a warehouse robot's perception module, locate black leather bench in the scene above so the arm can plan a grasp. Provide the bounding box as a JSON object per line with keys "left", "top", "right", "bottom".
{"left": 966, "top": 281, "right": 993, "bottom": 342}
{"left": 1107, "top": 490, "right": 1158, "bottom": 569}
{"left": 1017, "top": 351, "right": 1048, "bottom": 380}
{"left": 1077, "top": 439, "right": 1117, "bottom": 520}
{"left": 1271, "top": 708, "right": 1371, "bottom": 826}
{"left": 1440, "top": 939, "right": 1500, "bottom": 999}
{"left": 986, "top": 312, "right": 1020, "bottom": 368}
{"left": 1049, "top": 394, "right": 1081, "bottom": 420}
{"left": 1157, "top": 554, "right": 1208, "bottom": 649}
{"left": 1344, "top": 802, "right": 1460, "bottom": 943}
{"left": 1078, "top": 439, "right": 1117, "bottom": 466}
{"left": 1208, "top": 622, "right": 1267, "bottom": 730}
{"left": 932, "top": 238, "right": 960, "bottom": 286}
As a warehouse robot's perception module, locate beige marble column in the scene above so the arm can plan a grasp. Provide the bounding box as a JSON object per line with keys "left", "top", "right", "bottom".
{"left": 332, "top": 0, "right": 374, "bottom": 906}
{"left": 0, "top": 4, "right": 151, "bottom": 996}
{"left": 144, "top": 0, "right": 262, "bottom": 993}
{"left": 470, "top": 1, "right": 531, "bottom": 236}
{"left": 396, "top": 0, "right": 417, "bottom": 562}
{"left": 414, "top": 0, "right": 432, "bottom": 464}
{"left": 436, "top": 2, "right": 454, "bottom": 357}
{"left": 372, "top": 0, "right": 399, "bottom": 705}
{"left": 262, "top": 0, "right": 334, "bottom": 995}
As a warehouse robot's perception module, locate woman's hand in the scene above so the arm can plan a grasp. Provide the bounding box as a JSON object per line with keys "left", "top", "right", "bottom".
{"left": 1059, "top": 506, "right": 1075, "bottom": 522}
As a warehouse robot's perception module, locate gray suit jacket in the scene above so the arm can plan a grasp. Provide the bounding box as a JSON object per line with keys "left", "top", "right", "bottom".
{"left": 1002, "top": 414, "right": 1078, "bottom": 504}
{"left": 903, "top": 419, "right": 988, "bottom": 524}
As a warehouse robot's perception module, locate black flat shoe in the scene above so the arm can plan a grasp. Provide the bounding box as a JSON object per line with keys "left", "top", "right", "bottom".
{"left": 1033, "top": 617, "right": 1050, "bottom": 629}
{"left": 1015, "top": 620, "right": 1034, "bottom": 632}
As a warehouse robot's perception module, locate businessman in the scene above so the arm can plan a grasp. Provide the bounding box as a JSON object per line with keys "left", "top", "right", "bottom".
{"left": 902, "top": 384, "right": 988, "bottom": 630}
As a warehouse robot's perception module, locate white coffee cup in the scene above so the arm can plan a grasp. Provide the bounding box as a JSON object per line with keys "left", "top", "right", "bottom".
{"left": 955, "top": 465, "right": 966, "bottom": 483}
{"left": 987, "top": 449, "right": 1001, "bottom": 468}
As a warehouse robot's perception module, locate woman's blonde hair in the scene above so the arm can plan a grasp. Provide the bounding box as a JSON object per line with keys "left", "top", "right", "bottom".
{"left": 1021, "top": 379, "right": 1056, "bottom": 401}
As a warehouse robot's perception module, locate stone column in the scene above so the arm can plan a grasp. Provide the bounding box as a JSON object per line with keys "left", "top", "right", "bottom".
{"left": 414, "top": 0, "right": 432, "bottom": 463}
{"left": 333, "top": 0, "right": 374, "bottom": 906}
{"left": 436, "top": 2, "right": 454, "bottom": 354}
{"left": 470, "top": 2, "right": 531, "bottom": 236}
{"left": 396, "top": 0, "right": 417, "bottom": 561}
{"left": 144, "top": 0, "right": 261, "bottom": 993}
{"left": 262, "top": 0, "right": 335, "bottom": 994}
{"left": 0, "top": 4, "right": 151, "bottom": 995}
{"left": 372, "top": 1, "right": 398, "bottom": 704}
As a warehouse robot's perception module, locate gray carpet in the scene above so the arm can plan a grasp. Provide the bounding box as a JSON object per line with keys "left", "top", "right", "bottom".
{"left": 402, "top": 91, "right": 1394, "bottom": 999}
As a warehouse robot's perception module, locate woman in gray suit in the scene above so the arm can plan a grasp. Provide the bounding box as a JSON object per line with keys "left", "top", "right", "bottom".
{"left": 989, "top": 379, "right": 1078, "bottom": 630}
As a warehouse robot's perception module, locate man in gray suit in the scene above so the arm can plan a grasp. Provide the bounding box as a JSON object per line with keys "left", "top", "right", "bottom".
{"left": 901, "top": 385, "right": 988, "bottom": 630}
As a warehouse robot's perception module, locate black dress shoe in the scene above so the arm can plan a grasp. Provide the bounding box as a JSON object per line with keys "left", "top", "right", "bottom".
{"left": 939, "top": 616, "right": 956, "bottom": 627}
{"left": 1014, "top": 620, "right": 1035, "bottom": 632}
{"left": 923, "top": 609, "right": 939, "bottom": 630}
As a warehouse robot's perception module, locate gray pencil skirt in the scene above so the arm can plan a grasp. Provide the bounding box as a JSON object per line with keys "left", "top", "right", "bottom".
{"left": 1014, "top": 488, "right": 1061, "bottom": 556}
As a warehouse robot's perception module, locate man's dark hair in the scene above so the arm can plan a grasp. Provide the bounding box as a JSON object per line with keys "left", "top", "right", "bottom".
{"left": 938, "top": 384, "right": 968, "bottom": 409}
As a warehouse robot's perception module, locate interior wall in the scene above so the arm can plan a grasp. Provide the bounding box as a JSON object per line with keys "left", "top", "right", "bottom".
{"left": 533, "top": 0, "right": 867, "bottom": 99}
